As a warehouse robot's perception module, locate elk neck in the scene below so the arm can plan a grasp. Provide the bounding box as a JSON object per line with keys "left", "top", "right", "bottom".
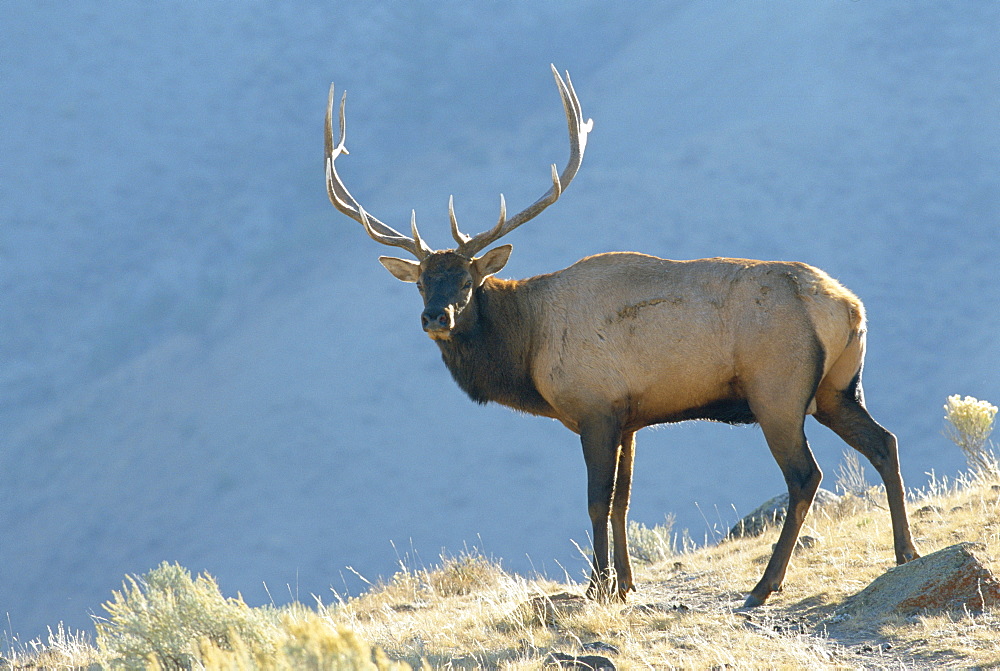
{"left": 433, "top": 276, "right": 555, "bottom": 418}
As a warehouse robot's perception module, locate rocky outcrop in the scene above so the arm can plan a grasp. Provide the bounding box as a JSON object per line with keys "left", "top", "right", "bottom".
{"left": 835, "top": 542, "right": 1000, "bottom": 618}
{"left": 544, "top": 651, "right": 616, "bottom": 670}
{"left": 727, "top": 489, "right": 841, "bottom": 539}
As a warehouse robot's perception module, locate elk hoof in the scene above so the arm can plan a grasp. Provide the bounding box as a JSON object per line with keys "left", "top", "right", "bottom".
{"left": 585, "top": 582, "right": 609, "bottom": 602}
{"left": 742, "top": 592, "right": 767, "bottom": 609}
{"left": 586, "top": 582, "right": 629, "bottom": 603}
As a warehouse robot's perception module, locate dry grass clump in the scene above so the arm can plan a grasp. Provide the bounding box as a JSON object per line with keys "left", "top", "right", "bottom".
{"left": 195, "top": 610, "right": 409, "bottom": 671}
{"left": 331, "top": 552, "right": 554, "bottom": 668}
{"left": 1, "top": 622, "right": 102, "bottom": 670}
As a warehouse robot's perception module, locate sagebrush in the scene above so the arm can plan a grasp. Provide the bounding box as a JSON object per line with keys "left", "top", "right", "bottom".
{"left": 943, "top": 394, "right": 998, "bottom": 475}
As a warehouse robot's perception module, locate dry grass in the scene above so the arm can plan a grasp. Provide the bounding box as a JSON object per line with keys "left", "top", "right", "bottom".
{"left": 5, "top": 472, "right": 1000, "bottom": 670}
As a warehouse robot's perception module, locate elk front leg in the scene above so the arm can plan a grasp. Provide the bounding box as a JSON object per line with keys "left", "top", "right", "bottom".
{"left": 580, "top": 417, "right": 620, "bottom": 601}
{"left": 609, "top": 431, "right": 636, "bottom": 600}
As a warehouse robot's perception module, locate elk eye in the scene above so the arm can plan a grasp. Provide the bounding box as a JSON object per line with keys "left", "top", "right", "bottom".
{"left": 463, "top": 280, "right": 473, "bottom": 291}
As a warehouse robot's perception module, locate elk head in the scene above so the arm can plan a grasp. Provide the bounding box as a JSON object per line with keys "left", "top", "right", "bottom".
{"left": 325, "top": 66, "right": 592, "bottom": 340}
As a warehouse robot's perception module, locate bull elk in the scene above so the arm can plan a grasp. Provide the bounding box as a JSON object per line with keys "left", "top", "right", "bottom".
{"left": 324, "top": 66, "right": 918, "bottom": 607}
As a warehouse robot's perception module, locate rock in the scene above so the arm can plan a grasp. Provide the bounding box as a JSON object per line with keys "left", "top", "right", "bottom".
{"left": 836, "top": 542, "right": 1000, "bottom": 619}
{"left": 796, "top": 534, "right": 819, "bottom": 551}
{"left": 624, "top": 601, "right": 690, "bottom": 617}
{"left": 544, "top": 651, "right": 616, "bottom": 670}
{"left": 741, "top": 618, "right": 776, "bottom": 637}
{"left": 855, "top": 642, "right": 893, "bottom": 655}
{"left": 727, "top": 489, "right": 841, "bottom": 538}
{"left": 915, "top": 504, "right": 943, "bottom": 517}
{"left": 771, "top": 534, "right": 821, "bottom": 555}
{"left": 581, "top": 641, "right": 620, "bottom": 655}
{"left": 389, "top": 603, "right": 419, "bottom": 612}
{"left": 526, "top": 591, "right": 589, "bottom": 626}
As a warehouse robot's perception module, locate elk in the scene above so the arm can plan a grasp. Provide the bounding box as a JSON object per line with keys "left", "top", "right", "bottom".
{"left": 324, "top": 66, "right": 918, "bottom": 607}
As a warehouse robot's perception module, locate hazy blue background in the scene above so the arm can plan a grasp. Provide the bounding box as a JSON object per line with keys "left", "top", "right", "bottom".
{"left": 3, "top": 2, "right": 998, "bottom": 642}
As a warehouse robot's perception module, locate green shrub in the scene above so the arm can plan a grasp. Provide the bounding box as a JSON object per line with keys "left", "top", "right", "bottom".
{"left": 95, "top": 562, "right": 281, "bottom": 669}
{"left": 94, "top": 562, "right": 408, "bottom": 670}
{"left": 627, "top": 515, "right": 678, "bottom": 564}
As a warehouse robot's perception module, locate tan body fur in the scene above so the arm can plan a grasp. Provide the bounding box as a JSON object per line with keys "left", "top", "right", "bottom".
{"left": 519, "top": 253, "right": 862, "bottom": 433}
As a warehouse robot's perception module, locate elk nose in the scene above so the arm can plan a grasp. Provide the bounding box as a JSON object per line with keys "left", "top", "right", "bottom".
{"left": 421, "top": 309, "right": 452, "bottom": 332}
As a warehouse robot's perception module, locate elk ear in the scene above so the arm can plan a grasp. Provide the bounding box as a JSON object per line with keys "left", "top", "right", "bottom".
{"left": 472, "top": 244, "right": 512, "bottom": 281}
{"left": 378, "top": 256, "right": 421, "bottom": 283}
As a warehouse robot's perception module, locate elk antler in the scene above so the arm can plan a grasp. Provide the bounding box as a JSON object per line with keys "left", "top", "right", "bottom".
{"left": 325, "top": 84, "right": 432, "bottom": 259}
{"left": 326, "top": 66, "right": 591, "bottom": 260}
{"left": 453, "top": 65, "right": 593, "bottom": 258}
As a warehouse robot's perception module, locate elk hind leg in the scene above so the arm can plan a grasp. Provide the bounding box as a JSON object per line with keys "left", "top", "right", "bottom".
{"left": 609, "top": 431, "right": 636, "bottom": 600}
{"left": 815, "top": 375, "right": 918, "bottom": 564}
{"left": 746, "top": 401, "right": 822, "bottom": 608}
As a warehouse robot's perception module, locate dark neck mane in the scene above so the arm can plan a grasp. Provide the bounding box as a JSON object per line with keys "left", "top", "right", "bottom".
{"left": 435, "top": 277, "right": 554, "bottom": 417}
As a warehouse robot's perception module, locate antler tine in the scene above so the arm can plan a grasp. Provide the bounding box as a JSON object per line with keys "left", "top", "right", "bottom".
{"left": 458, "top": 65, "right": 592, "bottom": 258}
{"left": 449, "top": 195, "right": 471, "bottom": 246}
{"left": 325, "top": 83, "right": 428, "bottom": 260}
{"left": 411, "top": 210, "right": 433, "bottom": 257}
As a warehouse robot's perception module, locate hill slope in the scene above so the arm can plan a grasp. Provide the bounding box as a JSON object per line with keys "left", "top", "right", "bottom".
{"left": 8, "top": 471, "right": 1000, "bottom": 669}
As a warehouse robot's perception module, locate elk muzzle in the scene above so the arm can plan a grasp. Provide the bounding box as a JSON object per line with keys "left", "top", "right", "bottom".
{"left": 421, "top": 305, "right": 455, "bottom": 339}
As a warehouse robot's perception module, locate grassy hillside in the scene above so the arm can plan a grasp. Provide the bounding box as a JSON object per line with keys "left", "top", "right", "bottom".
{"left": 6, "top": 464, "right": 1000, "bottom": 669}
